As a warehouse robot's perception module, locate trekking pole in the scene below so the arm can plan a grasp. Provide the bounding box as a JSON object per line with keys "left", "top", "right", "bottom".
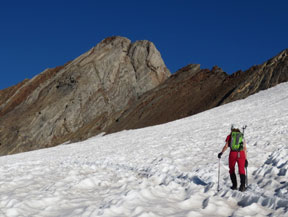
{"left": 242, "top": 125, "right": 248, "bottom": 188}
{"left": 217, "top": 158, "right": 220, "bottom": 192}
{"left": 246, "top": 166, "right": 248, "bottom": 187}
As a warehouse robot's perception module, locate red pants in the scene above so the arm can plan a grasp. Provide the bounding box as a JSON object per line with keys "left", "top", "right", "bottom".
{"left": 229, "top": 151, "right": 246, "bottom": 175}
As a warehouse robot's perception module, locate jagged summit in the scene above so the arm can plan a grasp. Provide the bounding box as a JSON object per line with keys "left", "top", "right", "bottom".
{"left": 0, "top": 36, "right": 170, "bottom": 155}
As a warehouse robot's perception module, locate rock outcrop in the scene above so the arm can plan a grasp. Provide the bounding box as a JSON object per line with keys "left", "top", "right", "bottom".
{"left": 0, "top": 36, "right": 170, "bottom": 155}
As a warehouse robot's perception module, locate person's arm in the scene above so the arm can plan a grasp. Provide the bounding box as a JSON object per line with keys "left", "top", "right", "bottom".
{"left": 221, "top": 142, "right": 229, "bottom": 154}
{"left": 243, "top": 141, "right": 247, "bottom": 158}
{"left": 218, "top": 142, "right": 229, "bottom": 158}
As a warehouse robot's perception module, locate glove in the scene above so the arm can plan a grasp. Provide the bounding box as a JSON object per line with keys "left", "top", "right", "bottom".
{"left": 218, "top": 152, "right": 222, "bottom": 159}
{"left": 245, "top": 160, "right": 248, "bottom": 167}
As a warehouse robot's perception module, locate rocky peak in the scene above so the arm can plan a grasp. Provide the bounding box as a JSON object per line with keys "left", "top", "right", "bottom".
{"left": 128, "top": 40, "right": 170, "bottom": 95}
{"left": 211, "top": 65, "right": 224, "bottom": 74}
{"left": 0, "top": 36, "right": 170, "bottom": 156}
{"left": 274, "top": 48, "right": 288, "bottom": 60}
{"left": 175, "top": 64, "right": 201, "bottom": 74}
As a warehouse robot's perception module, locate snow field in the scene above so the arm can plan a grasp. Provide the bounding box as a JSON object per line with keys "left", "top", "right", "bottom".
{"left": 0, "top": 82, "right": 288, "bottom": 216}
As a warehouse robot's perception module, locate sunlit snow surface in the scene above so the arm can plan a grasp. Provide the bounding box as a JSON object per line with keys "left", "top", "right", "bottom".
{"left": 1, "top": 82, "right": 288, "bottom": 217}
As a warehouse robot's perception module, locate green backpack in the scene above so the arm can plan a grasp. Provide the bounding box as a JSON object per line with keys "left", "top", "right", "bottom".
{"left": 230, "top": 131, "right": 244, "bottom": 151}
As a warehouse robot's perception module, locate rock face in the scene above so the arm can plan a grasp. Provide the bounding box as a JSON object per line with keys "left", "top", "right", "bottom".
{"left": 0, "top": 36, "right": 170, "bottom": 155}
{"left": 105, "top": 49, "right": 288, "bottom": 134}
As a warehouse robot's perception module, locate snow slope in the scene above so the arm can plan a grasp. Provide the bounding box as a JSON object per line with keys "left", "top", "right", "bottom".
{"left": 0, "top": 82, "right": 288, "bottom": 217}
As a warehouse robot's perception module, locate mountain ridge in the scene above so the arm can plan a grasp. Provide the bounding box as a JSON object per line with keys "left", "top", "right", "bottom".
{"left": 0, "top": 36, "right": 287, "bottom": 156}
{"left": 104, "top": 48, "right": 288, "bottom": 135}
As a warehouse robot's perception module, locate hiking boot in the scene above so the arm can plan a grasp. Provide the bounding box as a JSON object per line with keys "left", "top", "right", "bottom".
{"left": 239, "top": 185, "right": 246, "bottom": 192}
{"left": 239, "top": 174, "right": 246, "bottom": 192}
{"left": 230, "top": 173, "right": 237, "bottom": 190}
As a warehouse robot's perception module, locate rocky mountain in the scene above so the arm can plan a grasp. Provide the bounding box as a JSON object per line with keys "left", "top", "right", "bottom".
{"left": 0, "top": 36, "right": 170, "bottom": 155}
{"left": 0, "top": 36, "right": 287, "bottom": 156}
{"left": 105, "top": 49, "right": 288, "bottom": 134}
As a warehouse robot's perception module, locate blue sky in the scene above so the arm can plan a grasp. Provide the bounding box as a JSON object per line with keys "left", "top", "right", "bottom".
{"left": 0, "top": 0, "right": 287, "bottom": 90}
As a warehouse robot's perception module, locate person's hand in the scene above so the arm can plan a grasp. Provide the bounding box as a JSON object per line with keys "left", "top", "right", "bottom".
{"left": 245, "top": 160, "right": 248, "bottom": 167}
{"left": 218, "top": 152, "right": 222, "bottom": 159}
